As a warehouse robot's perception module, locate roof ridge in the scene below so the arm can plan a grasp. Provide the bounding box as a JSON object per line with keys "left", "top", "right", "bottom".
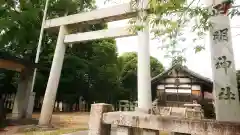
{"left": 151, "top": 64, "right": 212, "bottom": 84}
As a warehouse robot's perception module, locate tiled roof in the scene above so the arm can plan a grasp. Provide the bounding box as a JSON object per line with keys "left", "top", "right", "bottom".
{"left": 151, "top": 64, "right": 212, "bottom": 84}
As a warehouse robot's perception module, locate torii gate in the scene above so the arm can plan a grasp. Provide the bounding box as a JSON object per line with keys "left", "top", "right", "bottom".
{"left": 38, "top": 0, "right": 240, "bottom": 126}
{"left": 38, "top": 0, "right": 152, "bottom": 125}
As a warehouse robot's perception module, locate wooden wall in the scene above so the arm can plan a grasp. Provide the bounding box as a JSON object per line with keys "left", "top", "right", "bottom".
{"left": 155, "top": 69, "right": 204, "bottom": 107}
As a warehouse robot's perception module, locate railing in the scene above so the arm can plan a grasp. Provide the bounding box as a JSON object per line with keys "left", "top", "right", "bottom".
{"left": 88, "top": 103, "right": 240, "bottom": 135}
{"left": 1, "top": 94, "right": 15, "bottom": 111}
{"left": 118, "top": 100, "right": 137, "bottom": 111}
{"left": 1, "top": 94, "right": 90, "bottom": 113}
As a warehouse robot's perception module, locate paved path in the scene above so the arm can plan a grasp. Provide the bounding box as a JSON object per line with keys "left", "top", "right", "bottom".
{"left": 63, "top": 130, "right": 116, "bottom": 135}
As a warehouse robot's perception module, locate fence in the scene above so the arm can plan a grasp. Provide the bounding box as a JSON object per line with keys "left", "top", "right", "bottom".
{"left": 1, "top": 93, "right": 140, "bottom": 113}
{"left": 52, "top": 100, "right": 89, "bottom": 112}
{"left": 1, "top": 93, "right": 15, "bottom": 111}
{"left": 118, "top": 100, "right": 137, "bottom": 111}
{"left": 34, "top": 96, "right": 90, "bottom": 112}
{"left": 1, "top": 93, "right": 89, "bottom": 113}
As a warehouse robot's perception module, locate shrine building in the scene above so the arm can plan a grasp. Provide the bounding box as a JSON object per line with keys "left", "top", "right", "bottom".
{"left": 151, "top": 64, "right": 213, "bottom": 107}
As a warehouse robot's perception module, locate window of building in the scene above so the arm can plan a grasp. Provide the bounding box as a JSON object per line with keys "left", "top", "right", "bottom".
{"left": 166, "top": 94, "right": 178, "bottom": 101}
{"left": 178, "top": 93, "right": 191, "bottom": 102}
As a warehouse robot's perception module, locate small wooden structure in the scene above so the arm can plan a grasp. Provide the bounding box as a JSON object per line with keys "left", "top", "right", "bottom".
{"left": 151, "top": 65, "right": 213, "bottom": 107}
{"left": 0, "top": 52, "right": 38, "bottom": 72}
{"left": 0, "top": 51, "right": 39, "bottom": 119}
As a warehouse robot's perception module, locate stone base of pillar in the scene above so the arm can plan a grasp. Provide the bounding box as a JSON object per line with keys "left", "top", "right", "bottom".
{"left": 135, "top": 107, "right": 151, "bottom": 114}
{"left": 11, "top": 113, "right": 21, "bottom": 119}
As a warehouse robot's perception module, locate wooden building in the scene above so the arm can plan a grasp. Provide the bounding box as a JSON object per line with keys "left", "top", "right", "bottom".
{"left": 0, "top": 51, "right": 40, "bottom": 72}
{"left": 151, "top": 64, "right": 213, "bottom": 107}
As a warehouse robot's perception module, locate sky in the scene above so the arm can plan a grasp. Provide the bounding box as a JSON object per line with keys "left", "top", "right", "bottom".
{"left": 95, "top": 0, "right": 240, "bottom": 79}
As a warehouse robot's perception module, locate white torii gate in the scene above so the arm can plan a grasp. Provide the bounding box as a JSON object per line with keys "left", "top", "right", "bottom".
{"left": 38, "top": 0, "right": 152, "bottom": 125}
{"left": 38, "top": 0, "right": 240, "bottom": 125}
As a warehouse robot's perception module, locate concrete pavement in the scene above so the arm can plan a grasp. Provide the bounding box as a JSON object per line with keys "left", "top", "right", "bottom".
{"left": 63, "top": 130, "right": 116, "bottom": 135}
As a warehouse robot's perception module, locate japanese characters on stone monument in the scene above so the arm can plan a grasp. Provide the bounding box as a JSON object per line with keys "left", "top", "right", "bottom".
{"left": 209, "top": 3, "right": 240, "bottom": 121}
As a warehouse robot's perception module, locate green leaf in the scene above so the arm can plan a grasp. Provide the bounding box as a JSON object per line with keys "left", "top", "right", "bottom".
{"left": 194, "top": 45, "right": 205, "bottom": 53}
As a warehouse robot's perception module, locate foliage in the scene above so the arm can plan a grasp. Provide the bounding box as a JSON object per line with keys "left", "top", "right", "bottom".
{"left": 0, "top": 0, "right": 166, "bottom": 106}
{"left": 237, "top": 70, "right": 240, "bottom": 88}
{"left": 0, "top": 0, "right": 122, "bottom": 105}
{"left": 118, "top": 52, "right": 164, "bottom": 101}
{"left": 0, "top": 0, "right": 96, "bottom": 58}
{"left": 57, "top": 39, "right": 121, "bottom": 104}
{"left": 126, "top": 0, "right": 239, "bottom": 61}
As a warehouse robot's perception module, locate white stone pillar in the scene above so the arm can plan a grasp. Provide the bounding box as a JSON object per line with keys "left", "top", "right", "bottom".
{"left": 38, "top": 25, "right": 68, "bottom": 125}
{"left": 209, "top": 14, "right": 240, "bottom": 122}
{"left": 137, "top": 0, "right": 152, "bottom": 112}
{"left": 12, "top": 70, "right": 33, "bottom": 119}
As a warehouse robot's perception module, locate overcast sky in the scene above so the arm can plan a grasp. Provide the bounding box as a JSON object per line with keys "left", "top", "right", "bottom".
{"left": 95, "top": 0, "right": 240, "bottom": 79}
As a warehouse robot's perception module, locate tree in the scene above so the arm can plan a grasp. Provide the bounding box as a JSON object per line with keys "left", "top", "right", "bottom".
{"left": 0, "top": 0, "right": 122, "bottom": 111}
{"left": 0, "top": 0, "right": 96, "bottom": 58}
{"left": 57, "top": 39, "right": 121, "bottom": 105}
{"left": 237, "top": 70, "right": 240, "bottom": 88}
{"left": 125, "top": 0, "right": 238, "bottom": 61}
{"left": 118, "top": 52, "right": 164, "bottom": 101}
{"left": 237, "top": 70, "right": 240, "bottom": 101}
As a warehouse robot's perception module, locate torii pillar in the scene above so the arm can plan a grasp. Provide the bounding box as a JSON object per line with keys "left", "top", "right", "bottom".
{"left": 137, "top": 0, "right": 152, "bottom": 113}
{"left": 206, "top": 0, "right": 240, "bottom": 122}
{"left": 38, "top": 25, "right": 68, "bottom": 125}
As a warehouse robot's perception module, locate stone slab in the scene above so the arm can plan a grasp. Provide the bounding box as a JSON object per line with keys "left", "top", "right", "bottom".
{"left": 103, "top": 111, "right": 240, "bottom": 135}
{"left": 88, "top": 103, "right": 112, "bottom": 135}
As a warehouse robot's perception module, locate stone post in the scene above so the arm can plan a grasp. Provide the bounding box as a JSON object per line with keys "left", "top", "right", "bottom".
{"left": 206, "top": 1, "right": 240, "bottom": 122}
{"left": 12, "top": 69, "right": 33, "bottom": 119}
{"left": 88, "top": 103, "right": 112, "bottom": 135}
{"left": 137, "top": 0, "right": 152, "bottom": 113}
{"left": 38, "top": 25, "right": 68, "bottom": 125}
